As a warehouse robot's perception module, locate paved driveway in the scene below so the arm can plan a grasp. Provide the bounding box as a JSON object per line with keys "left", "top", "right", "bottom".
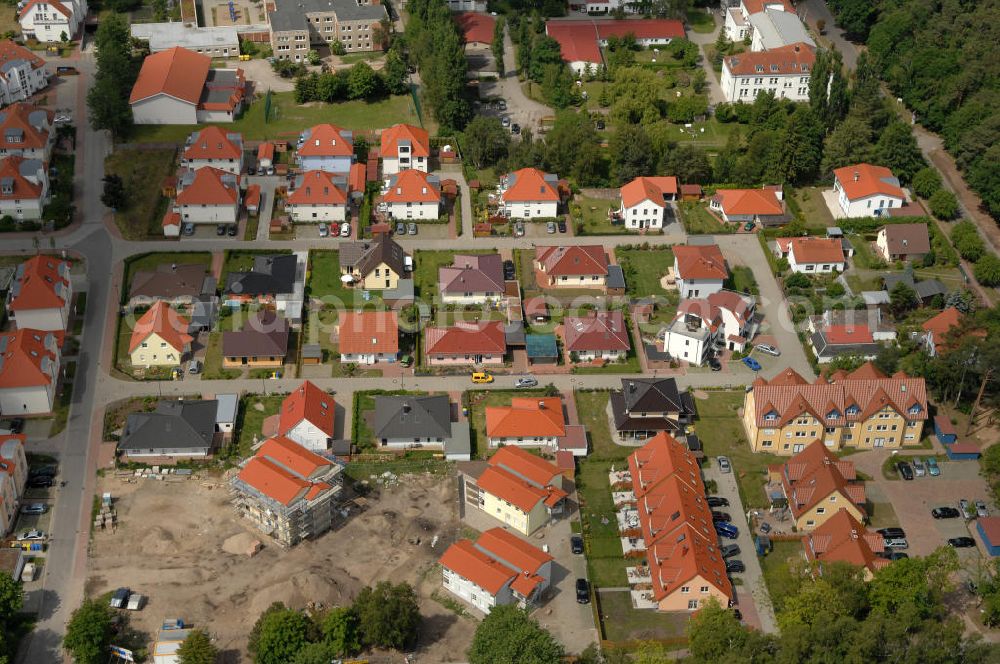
{"left": 703, "top": 463, "right": 778, "bottom": 634}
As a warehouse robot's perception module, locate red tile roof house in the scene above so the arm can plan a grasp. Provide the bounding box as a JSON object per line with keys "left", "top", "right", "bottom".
{"left": 710, "top": 186, "right": 788, "bottom": 226}
{"left": 285, "top": 170, "right": 349, "bottom": 223}
{"left": 498, "top": 168, "right": 560, "bottom": 219}
{"left": 129, "top": 47, "right": 247, "bottom": 125}
{"left": 0, "top": 103, "right": 53, "bottom": 161}
{"left": 128, "top": 301, "right": 193, "bottom": 368}
{"left": 381, "top": 169, "right": 442, "bottom": 220}
{"left": 274, "top": 380, "right": 335, "bottom": 452}
{"left": 0, "top": 329, "right": 61, "bottom": 415}
{"left": 439, "top": 526, "right": 553, "bottom": 614}
{"left": 257, "top": 141, "right": 275, "bottom": 170}
{"left": 6, "top": 255, "right": 71, "bottom": 332}
{"left": 439, "top": 253, "right": 506, "bottom": 305}
{"left": 337, "top": 311, "right": 399, "bottom": 365}
{"left": 0, "top": 41, "right": 50, "bottom": 107}
{"left": 833, "top": 163, "right": 906, "bottom": 218}
{"left": 222, "top": 310, "right": 290, "bottom": 369}
{"left": 774, "top": 236, "right": 847, "bottom": 274}
{"left": 454, "top": 12, "right": 496, "bottom": 49}
{"left": 801, "top": 508, "right": 889, "bottom": 580}
{"left": 768, "top": 440, "right": 867, "bottom": 530}
{"left": 875, "top": 223, "right": 931, "bottom": 263}
{"left": 534, "top": 245, "right": 609, "bottom": 289}
{"left": 617, "top": 176, "right": 678, "bottom": 230}
{"left": 424, "top": 320, "right": 507, "bottom": 366}
{"left": 921, "top": 306, "right": 983, "bottom": 357}
{"left": 0, "top": 155, "right": 50, "bottom": 220}
{"left": 672, "top": 244, "right": 728, "bottom": 299}
{"left": 181, "top": 126, "right": 245, "bottom": 174}
{"left": 231, "top": 435, "right": 343, "bottom": 546}
{"left": 380, "top": 123, "right": 430, "bottom": 175}
{"left": 486, "top": 396, "right": 566, "bottom": 448}
{"left": 545, "top": 19, "right": 686, "bottom": 75}
{"left": 174, "top": 166, "right": 241, "bottom": 225}
{"left": 564, "top": 310, "right": 631, "bottom": 362}
{"left": 296, "top": 123, "right": 355, "bottom": 174}
{"left": 0, "top": 434, "right": 26, "bottom": 535}
{"left": 807, "top": 308, "right": 896, "bottom": 364}
{"left": 721, "top": 42, "right": 815, "bottom": 104}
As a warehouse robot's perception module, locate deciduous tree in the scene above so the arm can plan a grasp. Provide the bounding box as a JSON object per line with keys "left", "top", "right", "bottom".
{"left": 467, "top": 605, "right": 563, "bottom": 664}
{"left": 462, "top": 116, "right": 511, "bottom": 169}
{"left": 353, "top": 582, "right": 420, "bottom": 651}
{"left": 63, "top": 598, "right": 114, "bottom": 664}
{"left": 177, "top": 629, "right": 218, "bottom": 664}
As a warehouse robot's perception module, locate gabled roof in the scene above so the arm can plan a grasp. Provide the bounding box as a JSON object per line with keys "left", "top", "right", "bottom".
{"left": 222, "top": 310, "right": 289, "bottom": 358}
{"left": 638, "top": 473, "right": 715, "bottom": 546}
{"left": 620, "top": 176, "right": 679, "bottom": 208}
{"left": 743, "top": 0, "right": 795, "bottom": 13}
{"left": 119, "top": 399, "right": 217, "bottom": 452}
{"left": 8, "top": 255, "right": 69, "bottom": 312}
{"left": 425, "top": 320, "right": 506, "bottom": 355}
{"left": 563, "top": 311, "right": 630, "bottom": 352}
{"left": 712, "top": 188, "right": 784, "bottom": 216}
{"left": 824, "top": 324, "right": 874, "bottom": 345}
{"left": 0, "top": 40, "right": 45, "bottom": 72}
{"left": 0, "top": 329, "right": 58, "bottom": 389}
{"left": 786, "top": 237, "right": 845, "bottom": 264}
{"left": 502, "top": 168, "right": 559, "bottom": 202}
{"left": 477, "top": 464, "right": 566, "bottom": 513}
{"left": 439, "top": 540, "right": 518, "bottom": 595}
{"left": 646, "top": 522, "right": 732, "bottom": 602}
{"left": 257, "top": 142, "right": 275, "bottom": 161}
{"left": 439, "top": 254, "right": 505, "bottom": 294}
{"left": 130, "top": 47, "right": 211, "bottom": 105}
{"left": 922, "top": 307, "right": 962, "bottom": 336}
{"left": 297, "top": 124, "right": 354, "bottom": 157}
{"left": 0, "top": 103, "right": 51, "bottom": 150}
{"left": 128, "top": 263, "right": 208, "bottom": 302}
{"left": 19, "top": 0, "right": 72, "bottom": 18}
{"left": 176, "top": 167, "right": 239, "bottom": 206}
{"left": 183, "top": 126, "right": 243, "bottom": 161}
{"left": 545, "top": 19, "right": 685, "bottom": 65}
{"left": 535, "top": 245, "right": 608, "bottom": 277}
{"left": 287, "top": 170, "right": 348, "bottom": 206}
{"left": 878, "top": 223, "right": 930, "bottom": 255}
{"left": 439, "top": 527, "right": 551, "bottom": 598}
{"left": 724, "top": 42, "right": 814, "bottom": 76}
{"left": 617, "top": 377, "right": 689, "bottom": 415}
{"left": 833, "top": 163, "right": 905, "bottom": 201}
{"left": 236, "top": 435, "right": 336, "bottom": 506}
{"left": 338, "top": 311, "right": 399, "bottom": 355}
{"left": 676, "top": 290, "right": 754, "bottom": 328}
{"left": 628, "top": 432, "right": 703, "bottom": 496}
{"left": 802, "top": 508, "right": 888, "bottom": 574}
{"left": 382, "top": 169, "right": 441, "bottom": 204}
{"left": 0, "top": 156, "right": 44, "bottom": 201}
{"left": 488, "top": 446, "right": 562, "bottom": 489}
{"left": 454, "top": 12, "right": 496, "bottom": 45}
{"left": 486, "top": 397, "right": 566, "bottom": 438}
{"left": 224, "top": 254, "right": 297, "bottom": 296}
{"left": 380, "top": 123, "right": 430, "bottom": 159}
{"left": 339, "top": 234, "right": 408, "bottom": 279}
{"left": 129, "top": 302, "right": 193, "bottom": 354}
{"left": 373, "top": 394, "right": 451, "bottom": 439}
{"left": 780, "top": 441, "right": 866, "bottom": 520}
{"left": 673, "top": 244, "right": 728, "bottom": 281}
{"left": 278, "top": 381, "right": 335, "bottom": 438}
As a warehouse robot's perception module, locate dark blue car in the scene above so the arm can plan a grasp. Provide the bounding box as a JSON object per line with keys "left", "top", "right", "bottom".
{"left": 743, "top": 357, "right": 762, "bottom": 371}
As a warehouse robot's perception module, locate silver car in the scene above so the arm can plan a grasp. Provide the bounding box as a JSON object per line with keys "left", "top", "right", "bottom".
{"left": 755, "top": 344, "right": 781, "bottom": 356}
{"left": 396, "top": 222, "right": 407, "bottom": 235}
{"left": 546, "top": 221, "right": 557, "bottom": 234}
{"left": 515, "top": 376, "right": 538, "bottom": 388}
{"left": 407, "top": 222, "right": 418, "bottom": 235}
{"left": 977, "top": 501, "right": 989, "bottom": 518}
{"left": 718, "top": 456, "right": 732, "bottom": 473}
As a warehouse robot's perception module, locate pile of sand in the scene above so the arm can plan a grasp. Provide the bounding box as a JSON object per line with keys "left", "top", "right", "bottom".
{"left": 222, "top": 532, "right": 260, "bottom": 556}
{"left": 248, "top": 571, "right": 356, "bottom": 616}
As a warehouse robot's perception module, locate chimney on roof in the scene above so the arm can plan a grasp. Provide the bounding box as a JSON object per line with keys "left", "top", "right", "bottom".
{"left": 538, "top": 401, "right": 545, "bottom": 409}
{"left": 629, "top": 382, "right": 636, "bottom": 393}
{"left": 853, "top": 171, "right": 859, "bottom": 182}
{"left": 851, "top": 529, "right": 858, "bottom": 539}
{"left": 402, "top": 402, "right": 411, "bottom": 413}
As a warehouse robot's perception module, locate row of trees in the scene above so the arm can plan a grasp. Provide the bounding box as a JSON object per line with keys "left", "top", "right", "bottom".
{"left": 293, "top": 56, "right": 408, "bottom": 104}
{"left": 87, "top": 14, "right": 139, "bottom": 139}
{"left": 405, "top": 0, "right": 471, "bottom": 132}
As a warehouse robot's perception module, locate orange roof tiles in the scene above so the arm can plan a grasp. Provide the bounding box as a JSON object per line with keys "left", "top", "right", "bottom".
{"left": 545, "top": 19, "right": 685, "bottom": 64}
{"left": 237, "top": 437, "right": 335, "bottom": 506}
{"left": 802, "top": 508, "right": 888, "bottom": 574}
{"left": 488, "top": 446, "right": 562, "bottom": 489}
{"left": 425, "top": 321, "right": 506, "bottom": 356}
{"left": 620, "top": 176, "right": 679, "bottom": 208}
{"left": 257, "top": 142, "right": 275, "bottom": 162}
{"left": 0, "top": 39, "right": 45, "bottom": 70}
{"left": 245, "top": 184, "right": 261, "bottom": 209}
{"left": 743, "top": 0, "right": 795, "bottom": 12}
{"left": 0, "top": 103, "right": 51, "bottom": 150}
{"left": 724, "top": 42, "right": 814, "bottom": 76}
{"left": 638, "top": 473, "right": 715, "bottom": 546}
{"left": 486, "top": 397, "right": 566, "bottom": 438}
{"left": 298, "top": 124, "right": 354, "bottom": 157}
{"left": 563, "top": 311, "right": 630, "bottom": 353}
{"left": 454, "top": 12, "right": 496, "bottom": 45}
{"left": 0, "top": 156, "right": 44, "bottom": 201}
{"left": 128, "top": 302, "right": 193, "bottom": 354}
{"left": 922, "top": 307, "right": 962, "bottom": 337}
{"left": 382, "top": 169, "right": 441, "bottom": 204}
{"left": 477, "top": 466, "right": 566, "bottom": 513}
{"left": 628, "top": 432, "right": 703, "bottom": 496}
{"left": 8, "top": 255, "right": 69, "bottom": 312}
{"left": 787, "top": 237, "right": 845, "bottom": 264}
{"left": 176, "top": 167, "right": 239, "bottom": 206}
{"left": 19, "top": 0, "right": 71, "bottom": 18}
{"left": 380, "top": 123, "right": 430, "bottom": 159}
{"left": 183, "top": 126, "right": 243, "bottom": 161}
{"left": 0, "top": 329, "right": 58, "bottom": 389}
{"left": 439, "top": 540, "right": 518, "bottom": 595}
{"left": 673, "top": 244, "right": 728, "bottom": 281}
{"left": 834, "top": 163, "right": 905, "bottom": 201}
{"left": 502, "top": 168, "right": 559, "bottom": 202}
{"left": 278, "top": 380, "right": 335, "bottom": 439}
{"left": 713, "top": 188, "right": 784, "bottom": 216}
{"left": 130, "top": 47, "right": 212, "bottom": 105}
{"left": 779, "top": 441, "right": 866, "bottom": 520}
{"left": 646, "top": 522, "right": 732, "bottom": 602}
{"left": 338, "top": 311, "right": 399, "bottom": 355}
{"left": 162, "top": 211, "right": 180, "bottom": 229}
{"left": 287, "top": 170, "right": 348, "bottom": 206}
{"left": 824, "top": 324, "right": 873, "bottom": 345}
{"left": 535, "top": 245, "right": 608, "bottom": 277}
{"left": 349, "top": 162, "right": 366, "bottom": 193}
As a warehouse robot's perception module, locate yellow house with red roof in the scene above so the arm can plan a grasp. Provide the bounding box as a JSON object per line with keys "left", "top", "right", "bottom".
{"left": 467, "top": 446, "right": 566, "bottom": 536}
{"left": 769, "top": 441, "right": 866, "bottom": 530}
{"left": 802, "top": 508, "right": 888, "bottom": 579}
{"left": 129, "top": 302, "right": 192, "bottom": 368}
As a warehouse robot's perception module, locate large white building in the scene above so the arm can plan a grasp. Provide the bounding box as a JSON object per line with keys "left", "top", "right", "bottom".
{"left": 0, "top": 104, "right": 53, "bottom": 161}
{"left": 130, "top": 47, "right": 247, "bottom": 125}
{"left": 0, "top": 156, "right": 49, "bottom": 220}
{"left": 18, "top": 0, "right": 87, "bottom": 43}
{"left": 660, "top": 291, "right": 757, "bottom": 365}
{"left": 6, "top": 255, "right": 71, "bottom": 332}
{"left": 130, "top": 23, "right": 241, "bottom": 57}
{"left": 498, "top": 168, "right": 559, "bottom": 219}
{"left": 724, "top": 0, "right": 813, "bottom": 52}
{"left": 721, "top": 42, "right": 814, "bottom": 103}
{"left": 181, "top": 127, "right": 245, "bottom": 174}
{"left": 174, "top": 167, "right": 240, "bottom": 224}
{"left": 673, "top": 244, "right": 728, "bottom": 299}
{"left": 286, "top": 170, "right": 349, "bottom": 222}
{"left": 0, "top": 329, "right": 60, "bottom": 415}
{"left": 380, "top": 124, "right": 430, "bottom": 176}
{"left": 832, "top": 163, "right": 907, "bottom": 218}
{"left": 774, "top": 237, "right": 847, "bottom": 274}
{"left": 0, "top": 41, "right": 49, "bottom": 107}
{"left": 381, "top": 169, "right": 441, "bottom": 220}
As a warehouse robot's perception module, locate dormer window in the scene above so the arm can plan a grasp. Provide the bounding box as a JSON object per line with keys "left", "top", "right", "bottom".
{"left": 908, "top": 404, "right": 922, "bottom": 414}
{"left": 846, "top": 405, "right": 860, "bottom": 416}
{"left": 755, "top": 65, "right": 764, "bottom": 73}
{"left": 827, "top": 410, "right": 839, "bottom": 420}
{"left": 764, "top": 411, "right": 777, "bottom": 421}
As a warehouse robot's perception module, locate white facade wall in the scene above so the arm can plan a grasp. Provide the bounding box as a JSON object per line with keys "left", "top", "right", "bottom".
{"left": 386, "top": 200, "right": 439, "bottom": 220}
{"left": 382, "top": 155, "right": 428, "bottom": 175}
{"left": 340, "top": 351, "right": 396, "bottom": 365}
{"left": 662, "top": 329, "right": 714, "bottom": 365}
{"left": 545, "top": 274, "right": 606, "bottom": 288}
{"left": 10, "top": 305, "right": 68, "bottom": 332}
{"left": 178, "top": 202, "right": 239, "bottom": 224}
{"left": 0, "top": 383, "right": 53, "bottom": 415}
{"left": 19, "top": 2, "right": 84, "bottom": 43}
{"left": 185, "top": 156, "right": 243, "bottom": 175}
{"left": 622, "top": 200, "right": 666, "bottom": 230}
{"left": 502, "top": 200, "right": 558, "bottom": 219}
{"left": 196, "top": 108, "right": 239, "bottom": 123}
{"left": 574, "top": 349, "right": 625, "bottom": 362}
{"left": 720, "top": 63, "right": 810, "bottom": 103}
{"left": 288, "top": 203, "right": 347, "bottom": 222}
{"left": 132, "top": 95, "right": 198, "bottom": 125}
{"left": 724, "top": 9, "right": 748, "bottom": 41}
{"left": 675, "top": 276, "right": 724, "bottom": 299}
{"left": 788, "top": 250, "right": 845, "bottom": 274}
{"left": 834, "top": 180, "right": 905, "bottom": 218}
{"left": 441, "top": 292, "right": 503, "bottom": 306}
{"left": 0, "top": 63, "right": 49, "bottom": 107}
{"left": 379, "top": 437, "right": 446, "bottom": 449}
{"left": 488, "top": 435, "right": 558, "bottom": 448}
{"left": 286, "top": 420, "right": 329, "bottom": 451}
{"left": 441, "top": 567, "right": 508, "bottom": 613}
{"left": 0, "top": 194, "right": 46, "bottom": 220}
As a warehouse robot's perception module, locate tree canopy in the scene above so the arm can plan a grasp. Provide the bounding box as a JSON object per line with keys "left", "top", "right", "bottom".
{"left": 63, "top": 598, "right": 114, "bottom": 664}
{"left": 467, "top": 605, "right": 564, "bottom": 664}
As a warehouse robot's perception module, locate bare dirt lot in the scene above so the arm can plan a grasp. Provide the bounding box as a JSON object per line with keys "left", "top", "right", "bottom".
{"left": 88, "top": 470, "right": 474, "bottom": 662}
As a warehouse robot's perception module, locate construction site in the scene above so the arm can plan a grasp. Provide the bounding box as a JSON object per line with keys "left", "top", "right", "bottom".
{"left": 87, "top": 468, "right": 473, "bottom": 661}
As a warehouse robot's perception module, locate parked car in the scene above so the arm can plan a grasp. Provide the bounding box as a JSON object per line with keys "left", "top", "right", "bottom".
{"left": 20, "top": 503, "right": 47, "bottom": 515}
{"left": 926, "top": 457, "right": 941, "bottom": 476}
{"left": 53, "top": 115, "right": 71, "bottom": 124}
{"left": 17, "top": 530, "right": 45, "bottom": 541}
{"left": 181, "top": 223, "right": 195, "bottom": 236}
{"left": 126, "top": 593, "right": 146, "bottom": 611}
{"left": 715, "top": 522, "right": 739, "bottom": 539}
{"left": 575, "top": 578, "right": 590, "bottom": 604}
{"left": 407, "top": 222, "right": 418, "bottom": 235}
{"left": 570, "top": 535, "right": 584, "bottom": 555}
{"left": 471, "top": 372, "right": 494, "bottom": 384}
{"left": 878, "top": 527, "right": 906, "bottom": 538}
{"left": 227, "top": 224, "right": 238, "bottom": 237}
{"left": 744, "top": 222, "right": 756, "bottom": 232}
{"left": 503, "top": 259, "right": 516, "bottom": 280}
{"left": 948, "top": 537, "right": 976, "bottom": 548}
{"left": 883, "top": 537, "right": 909, "bottom": 549}
{"left": 110, "top": 587, "right": 130, "bottom": 608}
{"left": 318, "top": 223, "right": 329, "bottom": 237}
{"left": 216, "top": 224, "right": 227, "bottom": 236}
{"left": 514, "top": 221, "right": 525, "bottom": 237}
{"left": 186, "top": 360, "right": 201, "bottom": 375}
{"left": 55, "top": 66, "right": 79, "bottom": 75}
{"left": 712, "top": 512, "right": 732, "bottom": 523}
{"left": 960, "top": 498, "right": 972, "bottom": 516}
{"left": 717, "top": 456, "right": 732, "bottom": 473}
{"left": 546, "top": 221, "right": 557, "bottom": 234}
{"left": 708, "top": 356, "right": 722, "bottom": 371}
{"left": 759, "top": 522, "right": 772, "bottom": 534}
{"left": 557, "top": 220, "right": 567, "bottom": 233}
{"left": 400, "top": 354, "right": 413, "bottom": 368}
{"left": 340, "top": 222, "right": 351, "bottom": 237}
{"left": 977, "top": 501, "right": 989, "bottom": 518}
{"left": 497, "top": 100, "right": 507, "bottom": 111}
{"left": 726, "top": 560, "right": 746, "bottom": 574}
{"left": 896, "top": 461, "right": 914, "bottom": 480}
{"left": 932, "top": 507, "right": 961, "bottom": 519}
{"left": 706, "top": 496, "right": 730, "bottom": 508}
{"left": 395, "top": 222, "right": 407, "bottom": 235}
{"left": 596, "top": 119, "right": 606, "bottom": 130}
{"left": 27, "top": 476, "right": 53, "bottom": 488}
{"left": 29, "top": 466, "right": 56, "bottom": 478}
{"left": 882, "top": 551, "right": 909, "bottom": 560}
{"left": 247, "top": 165, "right": 256, "bottom": 176}
{"left": 755, "top": 344, "right": 780, "bottom": 356}
{"left": 501, "top": 116, "right": 511, "bottom": 128}
{"left": 511, "top": 123, "right": 521, "bottom": 135}
{"left": 912, "top": 458, "right": 926, "bottom": 476}
{"left": 5, "top": 419, "right": 23, "bottom": 434}
{"left": 515, "top": 376, "right": 539, "bottom": 388}
{"left": 742, "top": 357, "right": 762, "bottom": 371}
{"left": 720, "top": 544, "right": 740, "bottom": 558}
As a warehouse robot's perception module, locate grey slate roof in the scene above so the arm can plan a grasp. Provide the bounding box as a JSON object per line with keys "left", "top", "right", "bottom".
{"left": 915, "top": 279, "right": 946, "bottom": 300}
{"left": 225, "top": 254, "right": 297, "bottom": 296}
{"left": 119, "top": 400, "right": 218, "bottom": 452}
{"left": 372, "top": 395, "right": 452, "bottom": 440}
{"left": 617, "top": 377, "right": 690, "bottom": 415}
{"left": 269, "top": 0, "right": 387, "bottom": 33}
{"left": 338, "top": 235, "right": 408, "bottom": 280}
{"left": 606, "top": 265, "right": 626, "bottom": 290}
{"left": 222, "top": 311, "right": 290, "bottom": 358}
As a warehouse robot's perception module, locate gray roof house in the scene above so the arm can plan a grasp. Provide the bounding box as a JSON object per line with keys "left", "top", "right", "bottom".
{"left": 372, "top": 395, "right": 471, "bottom": 461}
{"left": 224, "top": 254, "right": 297, "bottom": 297}
{"left": 609, "top": 377, "right": 695, "bottom": 441}
{"left": 118, "top": 399, "right": 219, "bottom": 458}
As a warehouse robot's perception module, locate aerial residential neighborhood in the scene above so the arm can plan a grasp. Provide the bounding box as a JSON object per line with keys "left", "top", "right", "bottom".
{"left": 0, "top": 0, "right": 996, "bottom": 662}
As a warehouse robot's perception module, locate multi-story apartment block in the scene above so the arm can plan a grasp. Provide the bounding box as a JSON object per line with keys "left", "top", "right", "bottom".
{"left": 721, "top": 42, "right": 814, "bottom": 103}
{"left": 0, "top": 41, "right": 49, "bottom": 107}
{"left": 269, "top": 0, "right": 388, "bottom": 60}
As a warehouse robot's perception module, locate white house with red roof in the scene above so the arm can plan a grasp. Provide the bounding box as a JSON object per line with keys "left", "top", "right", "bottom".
{"left": 286, "top": 170, "right": 349, "bottom": 222}
{"left": 276, "top": 381, "right": 335, "bottom": 451}
{"left": 424, "top": 321, "right": 506, "bottom": 366}
{"left": 337, "top": 311, "right": 399, "bottom": 364}
{"left": 0, "top": 104, "right": 53, "bottom": 161}
{"left": 439, "top": 253, "right": 506, "bottom": 305}
{"left": 181, "top": 126, "right": 244, "bottom": 174}
{"left": 175, "top": 166, "right": 240, "bottom": 224}
{"left": 660, "top": 290, "right": 757, "bottom": 364}
{"left": 0, "top": 41, "right": 50, "bottom": 107}
{"left": 18, "top": 0, "right": 86, "bottom": 43}
{"left": 920, "top": 307, "right": 975, "bottom": 358}
{"left": 534, "top": 245, "right": 609, "bottom": 289}
{"left": 673, "top": 244, "right": 728, "bottom": 299}
{"left": 6, "top": 255, "right": 71, "bottom": 332}
{"left": 617, "top": 176, "right": 678, "bottom": 230}
{"left": 439, "top": 527, "right": 553, "bottom": 613}
{"left": 130, "top": 47, "right": 247, "bottom": 125}
{"left": 485, "top": 396, "right": 566, "bottom": 448}
{"left": 774, "top": 237, "right": 847, "bottom": 273}
{"left": 545, "top": 19, "right": 685, "bottom": 74}
{"left": 296, "top": 123, "right": 355, "bottom": 174}
{"left": 721, "top": 42, "right": 814, "bottom": 103}
{"left": 807, "top": 309, "right": 895, "bottom": 364}
{"left": 380, "top": 123, "right": 430, "bottom": 175}
{"left": 832, "top": 163, "right": 907, "bottom": 218}
{"left": 231, "top": 435, "right": 343, "bottom": 546}
{"left": 0, "top": 155, "right": 49, "bottom": 220}
{"left": 498, "top": 168, "right": 559, "bottom": 219}
{"left": 710, "top": 185, "right": 786, "bottom": 225}
{"left": 0, "top": 329, "right": 61, "bottom": 414}
{"left": 564, "top": 310, "right": 630, "bottom": 361}
{"left": 381, "top": 169, "right": 442, "bottom": 220}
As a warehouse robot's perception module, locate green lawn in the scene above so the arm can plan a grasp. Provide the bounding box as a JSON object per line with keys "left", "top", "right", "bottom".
{"left": 575, "top": 391, "right": 630, "bottom": 462}
{"left": 788, "top": 186, "right": 836, "bottom": 230}
{"left": 129, "top": 92, "right": 427, "bottom": 143}
{"left": 693, "top": 391, "right": 782, "bottom": 509}
{"left": 671, "top": 117, "right": 743, "bottom": 150}
{"left": 867, "top": 501, "right": 900, "bottom": 529}
{"left": 759, "top": 540, "right": 806, "bottom": 613}
{"left": 105, "top": 148, "right": 176, "bottom": 240}
{"left": 308, "top": 250, "right": 355, "bottom": 306}
{"left": 678, "top": 201, "right": 726, "bottom": 234}
{"left": 202, "top": 332, "right": 240, "bottom": 380}
{"left": 616, "top": 246, "right": 674, "bottom": 300}
{"left": 123, "top": 252, "right": 212, "bottom": 303}
{"left": 727, "top": 265, "right": 759, "bottom": 295}
{"left": 847, "top": 235, "right": 885, "bottom": 270}
{"left": 599, "top": 590, "right": 688, "bottom": 643}
{"left": 576, "top": 457, "right": 629, "bottom": 587}
{"left": 571, "top": 197, "right": 620, "bottom": 235}
{"left": 514, "top": 249, "right": 539, "bottom": 295}
{"left": 686, "top": 8, "right": 716, "bottom": 33}
{"left": 234, "top": 394, "right": 284, "bottom": 457}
